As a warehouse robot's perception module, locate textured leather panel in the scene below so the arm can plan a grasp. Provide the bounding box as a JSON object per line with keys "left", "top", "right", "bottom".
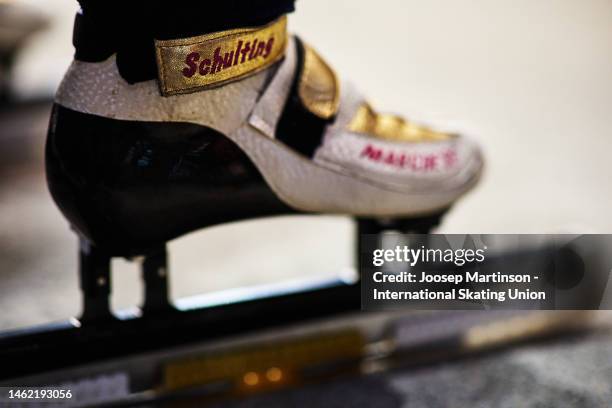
{"left": 231, "top": 123, "right": 482, "bottom": 216}
{"left": 46, "top": 105, "right": 295, "bottom": 256}
{"left": 315, "top": 131, "right": 475, "bottom": 187}
{"left": 55, "top": 55, "right": 271, "bottom": 136}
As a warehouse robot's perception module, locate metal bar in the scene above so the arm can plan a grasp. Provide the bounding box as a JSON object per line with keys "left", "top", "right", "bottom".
{"left": 141, "top": 246, "right": 174, "bottom": 314}
{"left": 79, "top": 239, "right": 115, "bottom": 324}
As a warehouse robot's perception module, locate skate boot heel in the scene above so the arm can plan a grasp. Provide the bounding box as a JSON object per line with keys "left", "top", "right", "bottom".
{"left": 46, "top": 105, "right": 297, "bottom": 257}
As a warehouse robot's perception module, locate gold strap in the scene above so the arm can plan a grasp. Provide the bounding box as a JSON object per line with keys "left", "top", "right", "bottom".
{"left": 298, "top": 44, "right": 340, "bottom": 119}
{"left": 155, "top": 16, "right": 287, "bottom": 96}
{"left": 348, "top": 103, "right": 453, "bottom": 142}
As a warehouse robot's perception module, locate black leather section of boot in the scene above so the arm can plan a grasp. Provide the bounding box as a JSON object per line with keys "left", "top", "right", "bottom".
{"left": 274, "top": 37, "right": 334, "bottom": 158}
{"left": 46, "top": 105, "right": 297, "bottom": 256}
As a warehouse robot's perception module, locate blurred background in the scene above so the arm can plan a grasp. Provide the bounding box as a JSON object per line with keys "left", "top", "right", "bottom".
{"left": 0, "top": 0, "right": 611, "bottom": 331}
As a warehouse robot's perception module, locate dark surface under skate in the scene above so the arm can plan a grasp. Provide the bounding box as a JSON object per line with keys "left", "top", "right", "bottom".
{"left": 211, "top": 332, "right": 612, "bottom": 408}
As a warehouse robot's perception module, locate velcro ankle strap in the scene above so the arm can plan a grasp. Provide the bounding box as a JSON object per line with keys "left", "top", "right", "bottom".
{"left": 155, "top": 16, "right": 287, "bottom": 96}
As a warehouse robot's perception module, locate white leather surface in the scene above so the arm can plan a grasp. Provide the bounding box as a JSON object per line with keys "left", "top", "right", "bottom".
{"left": 315, "top": 82, "right": 482, "bottom": 191}
{"left": 231, "top": 122, "right": 481, "bottom": 216}
{"left": 55, "top": 55, "right": 270, "bottom": 136}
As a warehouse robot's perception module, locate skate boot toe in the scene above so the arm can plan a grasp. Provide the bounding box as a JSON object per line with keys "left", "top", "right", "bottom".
{"left": 242, "top": 38, "right": 484, "bottom": 216}
{"left": 311, "top": 96, "right": 484, "bottom": 215}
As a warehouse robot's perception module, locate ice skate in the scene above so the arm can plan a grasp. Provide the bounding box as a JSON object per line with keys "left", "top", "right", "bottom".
{"left": 45, "top": 13, "right": 483, "bottom": 320}
{"left": 1, "top": 4, "right": 604, "bottom": 403}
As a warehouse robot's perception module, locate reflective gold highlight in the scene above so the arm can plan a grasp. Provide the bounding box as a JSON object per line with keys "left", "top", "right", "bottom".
{"left": 349, "top": 103, "right": 453, "bottom": 142}
{"left": 298, "top": 44, "right": 340, "bottom": 119}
